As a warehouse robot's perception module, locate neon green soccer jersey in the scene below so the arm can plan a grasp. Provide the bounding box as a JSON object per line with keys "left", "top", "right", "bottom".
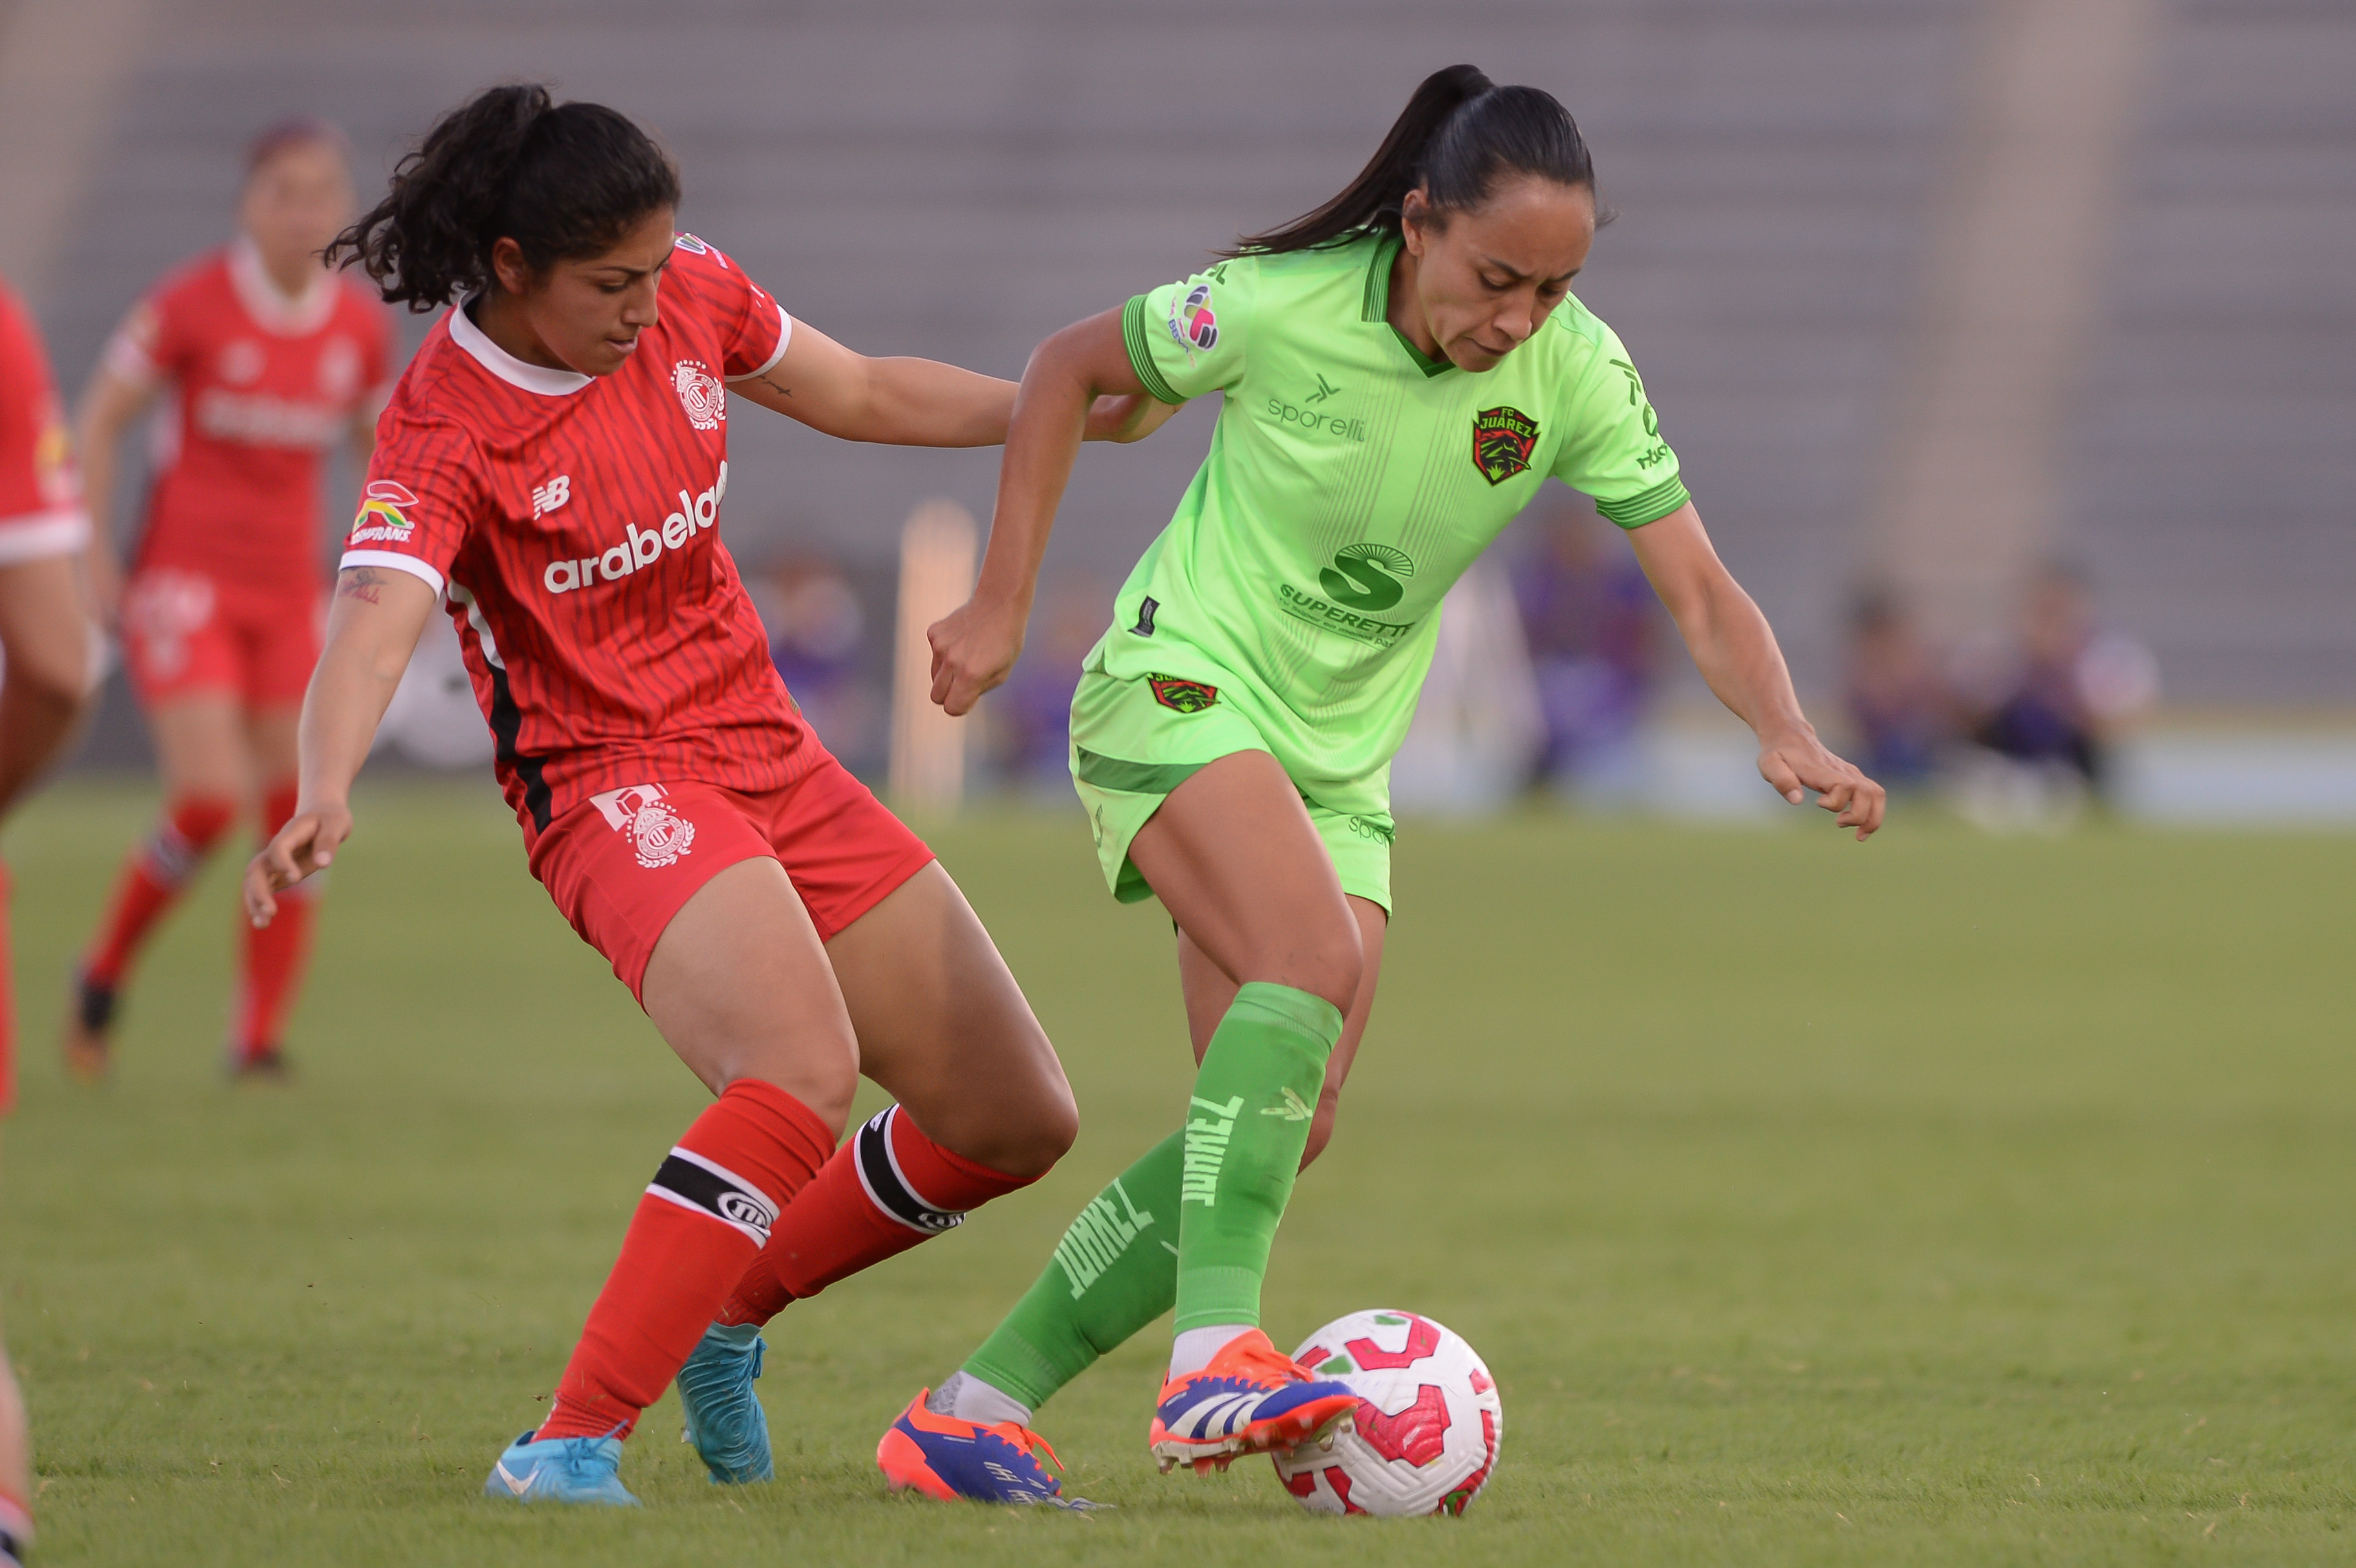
{"left": 1097, "top": 229, "right": 1687, "bottom": 810}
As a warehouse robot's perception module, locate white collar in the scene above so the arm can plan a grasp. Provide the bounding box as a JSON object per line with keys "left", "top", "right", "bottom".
{"left": 447, "top": 295, "right": 594, "bottom": 396}
{"left": 228, "top": 235, "right": 339, "bottom": 336}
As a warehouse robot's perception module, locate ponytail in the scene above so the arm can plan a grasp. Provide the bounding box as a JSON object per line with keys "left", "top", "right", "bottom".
{"left": 1227, "top": 64, "right": 1595, "bottom": 257}
{"left": 328, "top": 83, "right": 681, "bottom": 310}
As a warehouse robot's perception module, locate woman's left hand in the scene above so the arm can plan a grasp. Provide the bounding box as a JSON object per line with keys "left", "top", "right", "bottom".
{"left": 1758, "top": 729, "right": 1886, "bottom": 840}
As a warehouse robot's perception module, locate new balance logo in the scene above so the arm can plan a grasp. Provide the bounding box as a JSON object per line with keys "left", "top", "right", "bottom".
{"left": 1052, "top": 1176, "right": 1157, "bottom": 1297}
{"left": 541, "top": 462, "right": 728, "bottom": 594}
{"left": 1181, "top": 1094, "right": 1244, "bottom": 1207}
{"left": 531, "top": 475, "right": 571, "bottom": 517}
{"left": 1260, "top": 1086, "right": 1313, "bottom": 1122}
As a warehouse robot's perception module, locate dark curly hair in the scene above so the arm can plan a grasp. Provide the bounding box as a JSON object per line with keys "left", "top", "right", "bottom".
{"left": 328, "top": 83, "right": 680, "bottom": 310}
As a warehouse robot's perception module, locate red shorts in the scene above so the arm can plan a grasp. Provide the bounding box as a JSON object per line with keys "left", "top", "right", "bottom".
{"left": 528, "top": 757, "right": 936, "bottom": 1004}
{"left": 123, "top": 566, "right": 322, "bottom": 707}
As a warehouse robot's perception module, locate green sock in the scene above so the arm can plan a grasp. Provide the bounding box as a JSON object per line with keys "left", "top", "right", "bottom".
{"left": 1172, "top": 982, "right": 1344, "bottom": 1333}
{"left": 963, "top": 1132, "right": 1184, "bottom": 1411}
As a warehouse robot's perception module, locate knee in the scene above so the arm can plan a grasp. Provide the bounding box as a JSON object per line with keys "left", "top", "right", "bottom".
{"left": 1287, "top": 925, "right": 1363, "bottom": 1018}
{"left": 973, "top": 1073, "right": 1078, "bottom": 1181}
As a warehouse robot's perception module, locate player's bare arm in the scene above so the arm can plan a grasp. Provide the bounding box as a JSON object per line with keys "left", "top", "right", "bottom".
{"left": 242, "top": 564, "right": 436, "bottom": 924}
{"left": 1627, "top": 502, "right": 1885, "bottom": 838}
{"left": 729, "top": 315, "right": 1172, "bottom": 451}
{"left": 927, "top": 306, "right": 1155, "bottom": 715}
{"left": 71, "top": 350, "right": 159, "bottom": 627}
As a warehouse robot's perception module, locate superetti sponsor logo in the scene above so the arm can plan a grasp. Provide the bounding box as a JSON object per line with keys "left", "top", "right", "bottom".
{"left": 542, "top": 462, "right": 727, "bottom": 594}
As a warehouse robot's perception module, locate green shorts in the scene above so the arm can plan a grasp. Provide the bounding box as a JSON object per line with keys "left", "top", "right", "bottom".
{"left": 1067, "top": 665, "right": 1395, "bottom": 912}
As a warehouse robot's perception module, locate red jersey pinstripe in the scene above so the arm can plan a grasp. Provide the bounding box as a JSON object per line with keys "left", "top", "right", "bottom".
{"left": 344, "top": 235, "right": 817, "bottom": 836}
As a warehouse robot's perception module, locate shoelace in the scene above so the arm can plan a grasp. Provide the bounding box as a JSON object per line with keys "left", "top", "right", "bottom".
{"left": 983, "top": 1421, "right": 1066, "bottom": 1477}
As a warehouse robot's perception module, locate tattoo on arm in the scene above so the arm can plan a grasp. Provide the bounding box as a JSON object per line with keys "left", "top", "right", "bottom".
{"left": 337, "top": 567, "right": 385, "bottom": 606}
{"left": 756, "top": 372, "right": 791, "bottom": 398}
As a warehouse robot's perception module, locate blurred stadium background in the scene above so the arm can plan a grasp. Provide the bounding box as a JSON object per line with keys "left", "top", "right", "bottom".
{"left": 2, "top": 0, "right": 2348, "bottom": 822}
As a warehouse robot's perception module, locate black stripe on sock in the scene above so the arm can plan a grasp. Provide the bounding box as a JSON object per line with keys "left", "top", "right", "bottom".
{"left": 855, "top": 1108, "right": 964, "bottom": 1234}
{"left": 649, "top": 1152, "right": 776, "bottom": 1243}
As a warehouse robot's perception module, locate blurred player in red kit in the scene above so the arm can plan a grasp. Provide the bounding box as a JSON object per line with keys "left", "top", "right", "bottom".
{"left": 67, "top": 118, "right": 394, "bottom": 1080}
{"left": 0, "top": 272, "right": 102, "bottom": 1564}
{"left": 244, "top": 85, "right": 1167, "bottom": 1504}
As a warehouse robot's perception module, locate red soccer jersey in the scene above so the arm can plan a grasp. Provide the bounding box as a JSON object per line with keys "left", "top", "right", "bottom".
{"left": 343, "top": 235, "right": 815, "bottom": 835}
{"left": 108, "top": 239, "right": 394, "bottom": 593}
{"left": 0, "top": 277, "right": 89, "bottom": 564}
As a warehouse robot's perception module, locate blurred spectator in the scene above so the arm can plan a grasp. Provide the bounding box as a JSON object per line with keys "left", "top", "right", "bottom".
{"left": 747, "top": 554, "right": 881, "bottom": 769}
{"left": 990, "top": 570, "right": 1111, "bottom": 796}
{"left": 1843, "top": 586, "right": 1955, "bottom": 788}
{"left": 1964, "top": 559, "right": 2159, "bottom": 795}
{"left": 1512, "top": 494, "right": 1662, "bottom": 799}
{"left": 1389, "top": 556, "right": 1545, "bottom": 815}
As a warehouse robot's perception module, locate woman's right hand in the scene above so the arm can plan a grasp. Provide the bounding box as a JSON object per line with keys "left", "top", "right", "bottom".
{"left": 926, "top": 596, "right": 1028, "bottom": 717}
{"left": 244, "top": 802, "right": 353, "bottom": 928}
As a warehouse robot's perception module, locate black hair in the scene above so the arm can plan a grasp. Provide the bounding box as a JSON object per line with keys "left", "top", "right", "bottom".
{"left": 328, "top": 83, "right": 681, "bottom": 310}
{"left": 1228, "top": 65, "right": 1596, "bottom": 257}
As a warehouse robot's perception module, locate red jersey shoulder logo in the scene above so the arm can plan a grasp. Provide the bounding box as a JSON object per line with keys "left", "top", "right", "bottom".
{"left": 350, "top": 478, "right": 419, "bottom": 542}
{"left": 592, "top": 782, "right": 698, "bottom": 869}
{"left": 1471, "top": 405, "right": 1539, "bottom": 486}
{"left": 674, "top": 360, "right": 725, "bottom": 431}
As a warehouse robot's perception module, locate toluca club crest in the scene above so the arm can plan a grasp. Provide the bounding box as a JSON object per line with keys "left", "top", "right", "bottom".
{"left": 1148, "top": 674, "right": 1219, "bottom": 713}
{"left": 1470, "top": 405, "right": 1539, "bottom": 486}
{"left": 674, "top": 360, "right": 726, "bottom": 431}
{"left": 590, "top": 782, "right": 698, "bottom": 869}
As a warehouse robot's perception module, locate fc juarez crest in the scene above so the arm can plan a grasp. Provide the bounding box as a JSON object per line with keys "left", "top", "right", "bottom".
{"left": 1471, "top": 405, "right": 1540, "bottom": 486}
{"left": 1149, "top": 674, "right": 1219, "bottom": 714}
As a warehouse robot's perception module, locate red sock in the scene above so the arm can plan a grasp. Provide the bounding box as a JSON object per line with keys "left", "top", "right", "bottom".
{"left": 718, "top": 1104, "right": 1040, "bottom": 1327}
{"left": 83, "top": 795, "right": 237, "bottom": 989}
{"left": 233, "top": 785, "right": 310, "bottom": 1060}
{"left": 536, "top": 1079, "right": 835, "bottom": 1441}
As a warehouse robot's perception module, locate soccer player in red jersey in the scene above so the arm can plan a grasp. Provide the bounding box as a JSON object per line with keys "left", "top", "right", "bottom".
{"left": 242, "top": 85, "right": 1164, "bottom": 1506}
{"left": 0, "top": 270, "right": 102, "bottom": 1565}
{"left": 67, "top": 119, "right": 395, "bottom": 1081}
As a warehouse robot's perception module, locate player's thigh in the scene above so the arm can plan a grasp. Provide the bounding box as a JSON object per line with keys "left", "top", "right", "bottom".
{"left": 824, "top": 861, "right": 1076, "bottom": 1177}
{"left": 145, "top": 693, "right": 249, "bottom": 801}
{"left": 1181, "top": 894, "right": 1387, "bottom": 1168}
{"left": 1127, "top": 749, "right": 1362, "bottom": 1013}
{"left": 640, "top": 855, "right": 859, "bottom": 1131}
{"left": 0, "top": 552, "right": 89, "bottom": 697}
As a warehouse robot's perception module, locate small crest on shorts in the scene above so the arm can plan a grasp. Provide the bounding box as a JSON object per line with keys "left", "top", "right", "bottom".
{"left": 591, "top": 782, "right": 698, "bottom": 869}
{"left": 1149, "top": 674, "right": 1219, "bottom": 714}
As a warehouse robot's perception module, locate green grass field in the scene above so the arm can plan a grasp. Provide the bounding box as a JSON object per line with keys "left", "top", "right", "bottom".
{"left": 3, "top": 777, "right": 2350, "bottom": 1565}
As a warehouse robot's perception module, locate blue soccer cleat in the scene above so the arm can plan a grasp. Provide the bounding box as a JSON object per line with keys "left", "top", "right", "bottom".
{"left": 482, "top": 1429, "right": 639, "bottom": 1505}
{"left": 1148, "top": 1329, "right": 1358, "bottom": 1473}
{"left": 877, "top": 1390, "right": 1094, "bottom": 1507}
{"left": 675, "top": 1320, "right": 773, "bottom": 1483}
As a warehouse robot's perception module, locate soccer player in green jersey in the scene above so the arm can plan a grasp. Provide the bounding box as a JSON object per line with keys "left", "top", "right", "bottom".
{"left": 878, "top": 65, "right": 1885, "bottom": 1503}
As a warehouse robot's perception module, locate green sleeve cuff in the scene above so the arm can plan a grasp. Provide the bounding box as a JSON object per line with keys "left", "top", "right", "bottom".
{"left": 1596, "top": 474, "right": 1690, "bottom": 528}
{"left": 1120, "top": 294, "right": 1186, "bottom": 405}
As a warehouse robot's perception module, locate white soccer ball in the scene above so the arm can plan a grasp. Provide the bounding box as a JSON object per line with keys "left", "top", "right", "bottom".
{"left": 1271, "top": 1309, "right": 1504, "bottom": 1516}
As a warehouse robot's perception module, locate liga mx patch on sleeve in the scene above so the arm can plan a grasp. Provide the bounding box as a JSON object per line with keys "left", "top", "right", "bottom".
{"left": 647, "top": 1148, "right": 779, "bottom": 1246}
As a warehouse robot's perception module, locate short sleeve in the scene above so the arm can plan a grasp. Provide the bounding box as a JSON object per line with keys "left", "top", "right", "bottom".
{"left": 338, "top": 413, "right": 481, "bottom": 596}
{"left": 1549, "top": 321, "right": 1689, "bottom": 529}
{"left": 672, "top": 235, "right": 790, "bottom": 383}
{"left": 0, "top": 284, "right": 87, "bottom": 550}
{"left": 1120, "top": 257, "right": 1256, "bottom": 405}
